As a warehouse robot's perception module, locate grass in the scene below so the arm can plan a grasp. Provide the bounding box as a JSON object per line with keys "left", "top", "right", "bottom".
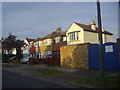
{"left": 72, "top": 76, "right": 119, "bottom": 88}
{"left": 35, "top": 68, "right": 68, "bottom": 76}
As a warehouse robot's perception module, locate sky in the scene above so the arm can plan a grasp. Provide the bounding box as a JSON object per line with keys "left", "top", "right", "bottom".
{"left": 2, "top": 2, "right": 118, "bottom": 41}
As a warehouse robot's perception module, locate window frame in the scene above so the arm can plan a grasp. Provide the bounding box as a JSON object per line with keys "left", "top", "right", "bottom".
{"left": 55, "top": 37, "right": 60, "bottom": 43}
{"left": 69, "top": 31, "right": 79, "bottom": 41}
{"left": 44, "top": 39, "right": 51, "bottom": 46}
{"left": 38, "top": 41, "right": 42, "bottom": 46}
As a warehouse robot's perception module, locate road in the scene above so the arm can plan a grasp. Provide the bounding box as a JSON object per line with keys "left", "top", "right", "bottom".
{"left": 2, "top": 70, "right": 74, "bottom": 88}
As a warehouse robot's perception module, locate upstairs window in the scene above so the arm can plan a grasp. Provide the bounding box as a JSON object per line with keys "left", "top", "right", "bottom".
{"left": 34, "top": 42, "right": 38, "bottom": 47}
{"left": 63, "top": 37, "right": 66, "bottom": 41}
{"left": 38, "top": 41, "right": 42, "bottom": 46}
{"left": 44, "top": 39, "right": 51, "bottom": 46}
{"left": 55, "top": 37, "right": 60, "bottom": 43}
{"left": 69, "top": 32, "right": 79, "bottom": 41}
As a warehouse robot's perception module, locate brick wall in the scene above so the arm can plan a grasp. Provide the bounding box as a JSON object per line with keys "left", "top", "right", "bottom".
{"left": 60, "top": 43, "right": 90, "bottom": 68}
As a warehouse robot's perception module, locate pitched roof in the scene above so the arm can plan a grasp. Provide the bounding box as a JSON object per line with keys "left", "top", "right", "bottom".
{"left": 74, "top": 22, "right": 113, "bottom": 35}
{"left": 75, "top": 22, "right": 92, "bottom": 30}
{"left": 53, "top": 41, "right": 67, "bottom": 51}
{"left": 26, "top": 38, "right": 35, "bottom": 42}
{"left": 51, "top": 31, "right": 66, "bottom": 38}
{"left": 43, "top": 32, "right": 55, "bottom": 39}
{"left": 37, "top": 31, "right": 66, "bottom": 40}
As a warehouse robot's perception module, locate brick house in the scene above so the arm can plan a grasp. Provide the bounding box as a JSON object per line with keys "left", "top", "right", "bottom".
{"left": 33, "top": 27, "right": 67, "bottom": 59}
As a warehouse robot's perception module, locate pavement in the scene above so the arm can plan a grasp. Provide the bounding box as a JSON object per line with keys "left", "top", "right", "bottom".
{"left": 2, "top": 63, "right": 118, "bottom": 88}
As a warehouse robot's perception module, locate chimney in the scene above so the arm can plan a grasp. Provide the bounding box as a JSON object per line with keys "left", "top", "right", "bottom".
{"left": 102, "top": 28, "right": 105, "bottom": 32}
{"left": 91, "top": 21, "right": 96, "bottom": 30}
{"left": 56, "top": 27, "right": 62, "bottom": 33}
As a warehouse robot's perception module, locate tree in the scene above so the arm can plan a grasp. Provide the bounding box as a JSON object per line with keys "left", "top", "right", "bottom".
{"left": 2, "top": 33, "right": 17, "bottom": 64}
{"left": 2, "top": 33, "right": 17, "bottom": 55}
{"left": 15, "top": 39, "right": 24, "bottom": 60}
{"left": 2, "top": 33, "right": 25, "bottom": 64}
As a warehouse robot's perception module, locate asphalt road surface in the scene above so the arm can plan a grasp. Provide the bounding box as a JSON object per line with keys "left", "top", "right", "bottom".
{"left": 2, "top": 70, "right": 74, "bottom": 88}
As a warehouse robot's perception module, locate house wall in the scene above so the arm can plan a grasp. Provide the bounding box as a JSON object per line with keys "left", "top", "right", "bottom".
{"left": 66, "top": 23, "right": 84, "bottom": 45}
{"left": 60, "top": 43, "right": 90, "bottom": 68}
{"left": 104, "top": 34, "right": 112, "bottom": 43}
{"left": 36, "top": 39, "right": 53, "bottom": 58}
{"left": 66, "top": 23, "right": 112, "bottom": 45}
{"left": 22, "top": 45, "right": 30, "bottom": 54}
{"left": 22, "top": 39, "right": 31, "bottom": 57}
{"left": 84, "top": 31, "right": 112, "bottom": 44}
{"left": 84, "top": 31, "right": 99, "bottom": 44}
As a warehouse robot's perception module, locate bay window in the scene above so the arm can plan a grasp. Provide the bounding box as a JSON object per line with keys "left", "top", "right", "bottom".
{"left": 55, "top": 37, "right": 60, "bottom": 43}
{"left": 69, "top": 32, "right": 79, "bottom": 41}
{"left": 44, "top": 39, "right": 51, "bottom": 46}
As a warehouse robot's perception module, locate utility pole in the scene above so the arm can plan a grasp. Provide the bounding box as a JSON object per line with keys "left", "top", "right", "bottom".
{"left": 97, "top": 0, "right": 105, "bottom": 80}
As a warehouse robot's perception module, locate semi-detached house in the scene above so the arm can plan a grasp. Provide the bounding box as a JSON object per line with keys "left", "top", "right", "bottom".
{"left": 66, "top": 21, "right": 113, "bottom": 45}
{"left": 31, "top": 28, "right": 66, "bottom": 59}
{"left": 26, "top": 21, "right": 113, "bottom": 68}
{"left": 60, "top": 21, "right": 113, "bottom": 68}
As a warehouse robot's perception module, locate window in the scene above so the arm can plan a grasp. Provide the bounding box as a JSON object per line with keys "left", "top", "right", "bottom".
{"left": 38, "top": 41, "right": 42, "bottom": 46}
{"left": 36, "top": 52, "right": 42, "bottom": 58}
{"left": 55, "top": 37, "right": 60, "bottom": 43}
{"left": 76, "top": 32, "right": 79, "bottom": 40}
{"left": 44, "top": 51, "right": 51, "bottom": 58}
{"left": 39, "top": 52, "right": 42, "bottom": 58}
{"left": 34, "top": 42, "right": 36, "bottom": 47}
{"left": 44, "top": 39, "right": 51, "bottom": 46}
{"left": 30, "top": 54, "right": 35, "bottom": 58}
{"left": 69, "top": 32, "right": 79, "bottom": 41}
{"left": 63, "top": 37, "right": 66, "bottom": 41}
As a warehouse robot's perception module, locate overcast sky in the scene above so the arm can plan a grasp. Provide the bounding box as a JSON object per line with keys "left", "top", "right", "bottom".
{"left": 2, "top": 2, "right": 118, "bottom": 41}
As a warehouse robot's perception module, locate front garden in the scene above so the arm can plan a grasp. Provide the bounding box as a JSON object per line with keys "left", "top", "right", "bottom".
{"left": 72, "top": 76, "right": 119, "bottom": 88}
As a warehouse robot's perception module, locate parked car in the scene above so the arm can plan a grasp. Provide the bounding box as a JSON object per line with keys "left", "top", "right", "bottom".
{"left": 9, "top": 56, "right": 16, "bottom": 61}
{"left": 20, "top": 57, "right": 29, "bottom": 64}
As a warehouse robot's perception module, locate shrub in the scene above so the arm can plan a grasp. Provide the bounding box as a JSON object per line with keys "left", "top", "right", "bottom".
{"left": 47, "top": 58, "right": 60, "bottom": 66}
{"left": 38, "top": 59, "right": 47, "bottom": 64}
{"left": 2, "top": 53, "right": 8, "bottom": 63}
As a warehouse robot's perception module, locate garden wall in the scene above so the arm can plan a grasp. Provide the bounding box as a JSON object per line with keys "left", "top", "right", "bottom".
{"left": 60, "top": 43, "right": 90, "bottom": 68}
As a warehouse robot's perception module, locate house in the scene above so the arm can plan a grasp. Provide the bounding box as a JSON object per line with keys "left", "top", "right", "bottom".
{"left": 33, "top": 27, "right": 67, "bottom": 59}
{"left": 60, "top": 21, "right": 113, "bottom": 68}
{"left": 66, "top": 21, "right": 113, "bottom": 45}
{"left": 21, "top": 38, "right": 35, "bottom": 58}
